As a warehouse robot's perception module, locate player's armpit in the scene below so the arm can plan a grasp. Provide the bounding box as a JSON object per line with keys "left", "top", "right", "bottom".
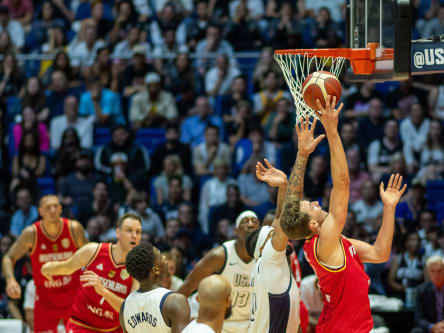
{"left": 2, "top": 226, "right": 35, "bottom": 280}
{"left": 162, "top": 293, "right": 191, "bottom": 333}
{"left": 177, "top": 246, "right": 225, "bottom": 297}
{"left": 70, "top": 220, "right": 89, "bottom": 248}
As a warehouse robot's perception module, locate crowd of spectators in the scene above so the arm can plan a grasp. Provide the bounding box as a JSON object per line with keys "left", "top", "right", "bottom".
{"left": 0, "top": 0, "right": 443, "bottom": 331}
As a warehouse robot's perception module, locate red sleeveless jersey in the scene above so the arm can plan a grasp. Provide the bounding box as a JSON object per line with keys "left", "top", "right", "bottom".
{"left": 70, "top": 243, "right": 133, "bottom": 331}
{"left": 30, "top": 218, "right": 80, "bottom": 307}
{"left": 303, "top": 235, "right": 373, "bottom": 333}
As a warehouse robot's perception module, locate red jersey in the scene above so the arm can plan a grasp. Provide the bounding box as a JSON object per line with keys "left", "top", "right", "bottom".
{"left": 303, "top": 235, "right": 373, "bottom": 333}
{"left": 30, "top": 218, "right": 80, "bottom": 307}
{"left": 70, "top": 243, "right": 133, "bottom": 331}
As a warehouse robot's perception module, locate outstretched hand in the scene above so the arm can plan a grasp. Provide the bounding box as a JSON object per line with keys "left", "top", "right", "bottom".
{"left": 315, "top": 95, "right": 344, "bottom": 134}
{"left": 379, "top": 173, "right": 407, "bottom": 208}
{"left": 256, "top": 159, "right": 287, "bottom": 187}
{"left": 296, "top": 116, "right": 325, "bottom": 156}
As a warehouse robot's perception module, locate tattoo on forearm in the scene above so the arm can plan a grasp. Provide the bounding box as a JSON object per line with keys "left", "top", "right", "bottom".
{"left": 287, "top": 154, "right": 308, "bottom": 199}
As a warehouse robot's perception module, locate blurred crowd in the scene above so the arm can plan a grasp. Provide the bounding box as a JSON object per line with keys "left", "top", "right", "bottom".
{"left": 0, "top": 0, "right": 443, "bottom": 329}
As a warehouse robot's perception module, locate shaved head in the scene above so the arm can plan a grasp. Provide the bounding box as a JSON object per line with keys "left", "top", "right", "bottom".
{"left": 197, "top": 275, "right": 232, "bottom": 319}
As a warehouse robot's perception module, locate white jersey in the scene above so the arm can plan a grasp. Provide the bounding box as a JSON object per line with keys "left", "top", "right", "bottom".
{"left": 182, "top": 320, "right": 216, "bottom": 333}
{"left": 122, "top": 287, "right": 173, "bottom": 333}
{"left": 249, "top": 239, "right": 300, "bottom": 333}
{"left": 219, "top": 240, "right": 255, "bottom": 333}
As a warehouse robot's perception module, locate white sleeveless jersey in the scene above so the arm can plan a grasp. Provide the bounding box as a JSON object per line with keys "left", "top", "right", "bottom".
{"left": 249, "top": 241, "right": 300, "bottom": 333}
{"left": 123, "top": 287, "right": 173, "bottom": 333}
{"left": 182, "top": 320, "right": 216, "bottom": 333}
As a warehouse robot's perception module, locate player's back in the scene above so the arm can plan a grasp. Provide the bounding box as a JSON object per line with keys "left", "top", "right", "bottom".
{"left": 182, "top": 320, "right": 215, "bottom": 333}
{"left": 219, "top": 240, "right": 254, "bottom": 332}
{"left": 30, "top": 218, "right": 80, "bottom": 307}
{"left": 303, "top": 235, "right": 373, "bottom": 333}
{"left": 123, "top": 287, "right": 173, "bottom": 333}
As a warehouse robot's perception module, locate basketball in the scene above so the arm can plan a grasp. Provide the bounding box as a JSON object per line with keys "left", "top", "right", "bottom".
{"left": 301, "top": 71, "right": 342, "bottom": 111}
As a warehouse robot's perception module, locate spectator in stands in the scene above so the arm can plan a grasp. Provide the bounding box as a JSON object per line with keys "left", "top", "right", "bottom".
{"left": 388, "top": 232, "right": 425, "bottom": 300}
{"left": 0, "top": 6, "right": 24, "bottom": 49}
{"left": 300, "top": 274, "right": 323, "bottom": 331}
{"left": 401, "top": 103, "right": 431, "bottom": 174}
{"left": 180, "top": 96, "right": 222, "bottom": 147}
{"left": 13, "top": 106, "right": 49, "bottom": 153}
{"left": 411, "top": 255, "right": 444, "bottom": 333}
{"left": 205, "top": 53, "right": 240, "bottom": 97}
{"left": 129, "top": 72, "right": 178, "bottom": 129}
{"left": 45, "top": 70, "right": 81, "bottom": 118}
{"left": 68, "top": 18, "right": 105, "bottom": 68}
{"left": 107, "top": 152, "right": 138, "bottom": 203}
{"left": 50, "top": 95, "right": 94, "bottom": 150}
{"left": 40, "top": 25, "right": 68, "bottom": 61}
{"left": 41, "top": 51, "right": 77, "bottom": 88}
{"left": 265, "top": 97, "right": 295, "bottom": 144}
{"left": 280, "top": 126, "right": 298, "bottom": 176}
{"left": 109, "top": 0, "right": 138, "bottom": 44}
{"left": 89, "top": 1, "right": 112, "bottom": 40}
{"left": 380, "top": 152, "right": 412, "bottom": 189}
{"left": 198, "top": 158, "right": 236, "bottom": 234}
{"left": 78, "top": 179, "right": 114, "bottom": 226}
{"left": 195, "top": 23, "right": 235, "bottom": 74}
{"left": 268, "top": 2, "right": 303, "bottom": 49}
{"left": 1, "top": 0, "right": 33, "bottom": 26}
{"left": 416, "top": 119, "right": 444, "bottom": 182}
{"left": 423, "top": 226, "right": 443, "bottom": 258}
{"left": 351, "top": 180, "right": 384, "bottom": 228}
{"left": 387, "top": 79, "right": 430, "bottom": 120}
{"left": 30, "top": 1, "right": 65, "bottom": 49}
{"left": 79, "top": 76, "right": 125, "bottom": 126}
{"left": 418, "top": 210, "right": 438, "bottom": 245}
{"left": 54, "top": 128, "right": 81, "bottom": 179}
{"left": 419, "top": 5, "right": 444, "bottom": 39}
{"left": 152, "top": 27, "right": 188, "bottom": 77}
{"left": 344, "top": 81, "right": 382, "bottom": 119}
{"left": 84, "top": 47, "right": 119, "bottom": 92}
{"left": 225, "top": 0, "right": 263, "bottom": 51}
{"left": 95, "top": 124, "right": 150, "bottom": 178}
{"left": 310, "top": 7, "right": 341, "bottom": 47}
{"left": 238, "top": 158, "right": 269, "bottom": 207}
{"left": 184, "top": 0, "right": 209, "bottom": 50}
{"left": 214, "top": 218, "right": 235, "bottom": 244}
{"left": 162, "top": 251, "right": 184, "bottom": 291}
{"left": 151, "top": 123, "right": 192, "bottom": 176}
{"left": 253, "top": 70, "right": 291, "bottom": 125}
{"left": 0, "top": 233, "right": 15, "bottom": 318}
{"left": 0, "top": 30, "right": 14, "bottom": 55}
{"left": 9, "top": 186, "right": 38, "bottom": 237}
{"left": 208, "top": 184, "right": 246, "bottom": 236}
{"left": 347, "top": 149, "right": 370, "bottom": 204}
{"left": 112, "top": 24, "right": 150, "bottom": 61}
{"left": 357, "top": 97, "right": 385, "bottom": 153}
{"left": 10, "top": 130, "right": 46, "bottom": 193}
{"left": 396, "top": 178, "right": 428, "bottom": 232}
{"left": 429, "top": 82, "right": 444, "bottom": 121}
{"left": 225, "top": 99, "right": 259, "bottom": 149}
{"left": 161, "top": 218, "right": 181, "bottom": 250}
{"left": 367, "top": 119, "right": 403, "bottom": 182}
{"left": 20, "top": 76, "right": 49, "bottom": 122}
{"left": 252, "top": 184, "right": 278, "bottom": 220}
{"left": 0, "top": 52, "right": 24, "bottom": 103}
{"left": 304, "top": 154, "right": 329, "bottom": 201}
{"left": 219, "top": 75, "right": 250, "bottom": 121}
{"left": 340, "top": 121, "right": 360, "bottom": 153}
{"left": 120, "top": 46, "right": 153, "bottom": 98}
{"left": 192, "top": 124, "right": 231, "bottom": 177}
{"left": 58, "top": 150, "right": 100, "bottom": 220}
{"left": 154, "top": 154, "right": 193, "bottom": 205}
{"left": 150, "top": 2, "right": 187, "bottom": 48}
{"left": 252, "top": 47, "right": 280, "bottom": 92}
{"left": 157, "top": 175, "right": 185, "bottom": 222}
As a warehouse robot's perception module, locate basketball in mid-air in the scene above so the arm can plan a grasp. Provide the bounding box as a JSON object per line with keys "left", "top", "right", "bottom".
{"left": 301, "top": 71, "right": 342, "bottom": 111}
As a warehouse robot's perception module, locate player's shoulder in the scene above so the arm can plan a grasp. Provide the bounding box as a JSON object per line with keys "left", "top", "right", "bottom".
{"left": 21, "top": 225, "right": 36, "bottom": 241}
{"left": 162, "top": 292, "right": 189, "bottom": 313}
{"left": 79, "top": 242, "right": 101, "bottom": 254}
{"left": 206, "top": 244, "right": 227, "bottom": 260}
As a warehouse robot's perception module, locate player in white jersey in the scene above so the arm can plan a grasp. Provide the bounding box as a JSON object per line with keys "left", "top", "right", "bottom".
{"left": 182, "top": 275, "right": 232, "bottom": 333}
{"left": 120, "top": 243, "right": 190, "bottom": 333}
{"left": 178, "top": 210, "right": 259, "bottom": 333}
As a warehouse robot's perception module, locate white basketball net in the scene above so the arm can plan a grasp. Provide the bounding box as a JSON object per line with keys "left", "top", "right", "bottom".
{"left": 274, "top": 52, "right": 346, "bottom": 124}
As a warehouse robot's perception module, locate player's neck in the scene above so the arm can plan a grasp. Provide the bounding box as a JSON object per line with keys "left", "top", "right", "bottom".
{"left": 138, "top": 280, "right": 162, "bottom": 292}
{"left": 196, "top": 311, "right": 224, "bottom": 333}
{"left": 42, "top": 218, "right": 62, "bottom": 237}
{"left": 111, "top": 243, "right": 129, "bottom": 265}
{"left": 235, "top": 239, "right": 252, "bottom": 263}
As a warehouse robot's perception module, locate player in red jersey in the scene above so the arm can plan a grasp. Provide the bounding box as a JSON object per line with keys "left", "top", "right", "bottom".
{"left": 277, "top": 96, "right": 407, "bottom": 333}
{"left": 41, "top": 213, "right": 142, "bottom": 333}
{"left": 2, "top": 195, "right": 88, "bottom": 333}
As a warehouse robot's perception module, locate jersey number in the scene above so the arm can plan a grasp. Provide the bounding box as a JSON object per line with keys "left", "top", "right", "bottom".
{"left": 232, "top": 291, "right": 249, "bottom": 308}
{"left": 349, "top": 245, "right": 357, "bottom": 258}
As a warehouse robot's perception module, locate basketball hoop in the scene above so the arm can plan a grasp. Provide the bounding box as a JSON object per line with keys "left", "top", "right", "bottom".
{"left": 274, "top": 44, "right": 391, "bottom": 123}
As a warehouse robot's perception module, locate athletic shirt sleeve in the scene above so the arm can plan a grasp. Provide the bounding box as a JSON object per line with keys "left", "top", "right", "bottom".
{"left": 258, "top": 240, "right": 290, "bottom": 294}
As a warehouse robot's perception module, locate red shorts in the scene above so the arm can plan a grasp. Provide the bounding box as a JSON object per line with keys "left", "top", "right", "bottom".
{"left": 66, "top": 318, "right": 122, "bottom": 333}
{"left": 34, "top": 299, "right": 71, "bottom": 333}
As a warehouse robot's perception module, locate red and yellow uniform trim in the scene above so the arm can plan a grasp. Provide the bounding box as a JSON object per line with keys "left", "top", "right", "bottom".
{"left": 69, "top": 318, "right": 120, "bottom": 332}
{"left": 313, "top": 237, "right": 347, "bottom": 273}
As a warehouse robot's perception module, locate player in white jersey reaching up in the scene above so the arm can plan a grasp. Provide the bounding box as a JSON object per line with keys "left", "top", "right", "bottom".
{"left": 120, "top": 242, "right": 190, "bottom": 333}
{"left": 182, "top": 275, "right": 232, "bottom": 333}
{"left": 246, "top": 117, "right": 325, "bottom": 333}
{"left": 178, "top": 210, "right": 259, "bottom": 333}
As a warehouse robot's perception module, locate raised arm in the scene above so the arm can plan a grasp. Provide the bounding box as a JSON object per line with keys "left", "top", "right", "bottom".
{"left": 162, "top": 293, "right": 191, "bottom": 333}
{"left": 41, "top": 242, "right": 99, "bottom": 279}
{"left": 315, "top": 97, "right": 350, "bottom": 259}
{"left": 348, "top": 173, "right": 407, "bottom": 263}
{"left": 177, "top": 246, "right": 225, "bottom": 297}
{"left": 2, "top": 226, "right": 35, "bottom": 299}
